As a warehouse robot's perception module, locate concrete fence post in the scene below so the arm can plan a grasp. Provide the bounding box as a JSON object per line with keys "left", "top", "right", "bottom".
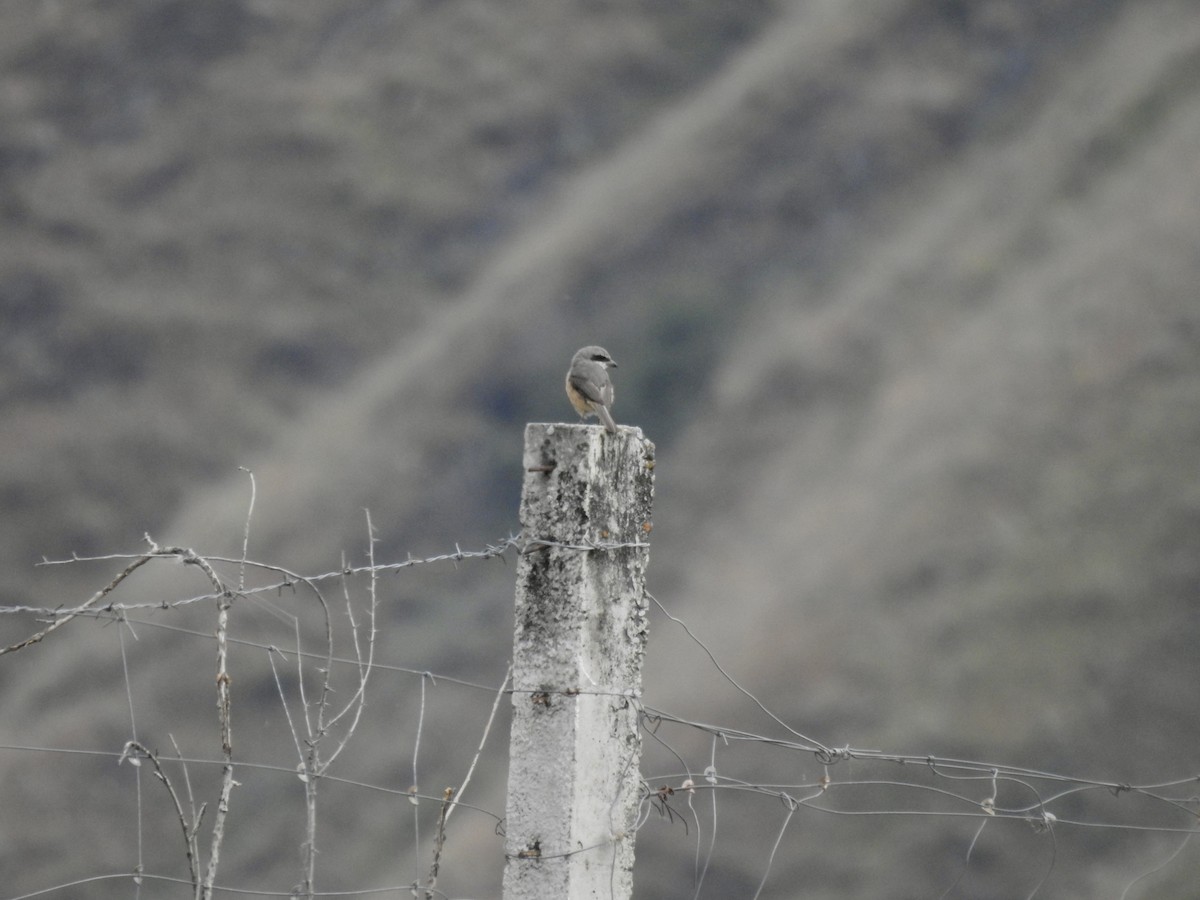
{"left": 502, "top": 423, "right": 654, "bottom": 900}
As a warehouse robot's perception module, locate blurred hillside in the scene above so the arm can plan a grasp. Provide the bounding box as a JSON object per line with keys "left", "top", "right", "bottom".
{"left": 2, "top": 0, "right": 1199, "bottom": 897}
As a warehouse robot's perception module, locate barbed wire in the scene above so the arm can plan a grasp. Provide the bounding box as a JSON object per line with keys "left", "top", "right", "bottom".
{"left": 1, "top": 532, "right": 650, "bottom": 631}
{"left": 1, "top": 527, "right": 1196, "bottom": 899}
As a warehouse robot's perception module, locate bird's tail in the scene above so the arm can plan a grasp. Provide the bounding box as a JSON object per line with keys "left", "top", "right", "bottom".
{"left": 597, "top": 405, "right": 618, "bottom": 434}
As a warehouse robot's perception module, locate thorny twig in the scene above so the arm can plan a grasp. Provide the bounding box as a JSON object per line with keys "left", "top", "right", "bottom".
{"left": 421, "top": 665, "right": 512, "bottom": 898}
{"left": 120, "top": 741, "right": 204, "bottom": 891}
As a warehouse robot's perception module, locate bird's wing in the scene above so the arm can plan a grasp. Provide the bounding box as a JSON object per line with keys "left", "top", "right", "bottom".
{"left": 568, "top": 366, "right": 609, "bottom": 405}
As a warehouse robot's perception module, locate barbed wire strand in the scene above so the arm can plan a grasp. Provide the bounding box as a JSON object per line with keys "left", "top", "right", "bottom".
{"left": 12, "top": 535, "right": 647, "bottom": 618}
{"left": 0, "top": 552, "right": 155, "bottom": 654}
{"left": 646, "top": 591, "right": 829, "bottom": 756}
{"left": 0, "top": 741, "right": 502, "bottom": 822}
{"left": 8, "top": 871, "right": 466, "bottom": 899}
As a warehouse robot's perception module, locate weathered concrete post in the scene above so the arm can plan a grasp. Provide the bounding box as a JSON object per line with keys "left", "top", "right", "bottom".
{"left": 502, "top": 423, "right": 654, "bottom": 900}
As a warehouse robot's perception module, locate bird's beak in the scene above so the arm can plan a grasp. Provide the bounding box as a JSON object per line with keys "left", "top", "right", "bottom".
{"left": 609, "top": 361, "right": 618, "bottom": 368}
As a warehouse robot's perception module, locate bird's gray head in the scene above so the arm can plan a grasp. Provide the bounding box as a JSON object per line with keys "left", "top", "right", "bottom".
{"left": 573, "top": 346, "right": 617, "bottom": 368}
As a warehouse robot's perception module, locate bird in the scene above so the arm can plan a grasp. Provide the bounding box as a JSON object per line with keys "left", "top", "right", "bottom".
{"left": 565, "top": 345, "right": 618, "bottom": 434}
